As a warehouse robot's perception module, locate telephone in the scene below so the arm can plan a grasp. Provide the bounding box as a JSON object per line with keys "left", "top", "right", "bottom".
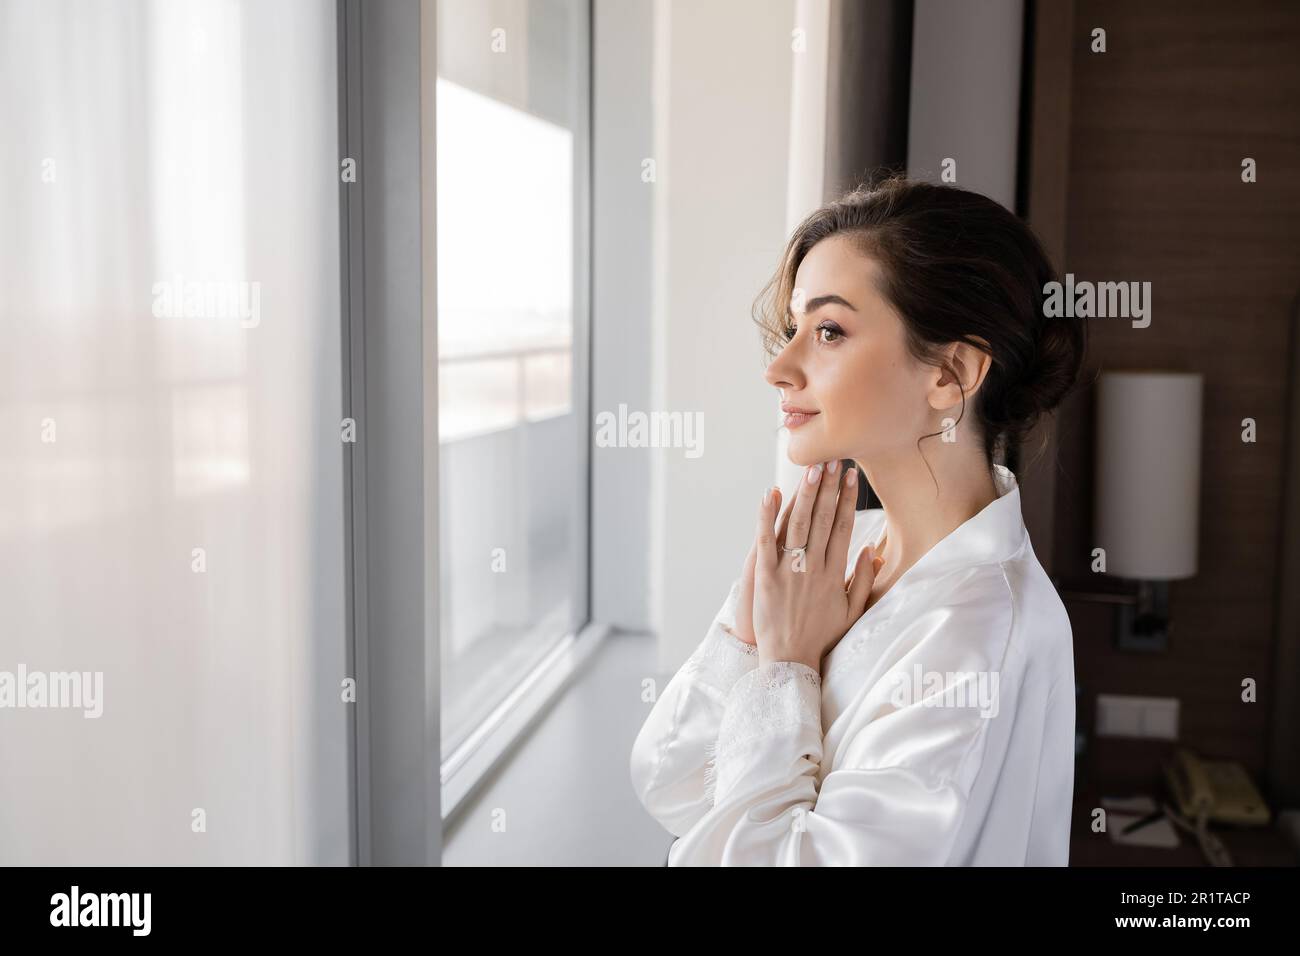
{"left": 1162, "top": 747, "right": 1271, "bottom": 828}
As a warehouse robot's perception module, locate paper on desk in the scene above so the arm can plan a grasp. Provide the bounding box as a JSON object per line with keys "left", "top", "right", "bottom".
{"left": 1102, "top": 795, "right": 1180, "bottom": 848}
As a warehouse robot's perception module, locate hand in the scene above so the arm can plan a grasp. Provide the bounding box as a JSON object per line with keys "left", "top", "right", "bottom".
{"left": 732, "top": 539, "right": 760, "bottom": 646}
{"left": 751, "top": 460, "right": 878, "bottom": 672}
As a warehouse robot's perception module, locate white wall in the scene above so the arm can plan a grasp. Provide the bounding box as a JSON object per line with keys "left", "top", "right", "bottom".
{"left": 649, "top": 0, "right": 797, "bottom": 670}
{"left": 592, "top": 0, "right": 656, "bottom": 633}
{"left": 776, "top": 0, "right": 832, "bottom": 501}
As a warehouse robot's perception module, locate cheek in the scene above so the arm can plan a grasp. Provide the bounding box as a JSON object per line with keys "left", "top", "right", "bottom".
{"left": 824, "top": 347, "right": 925, "bottom": 441}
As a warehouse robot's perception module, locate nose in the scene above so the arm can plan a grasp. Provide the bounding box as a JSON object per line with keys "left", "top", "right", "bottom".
{"left": 764, "top": 334, "right": 804, "bottom": 391}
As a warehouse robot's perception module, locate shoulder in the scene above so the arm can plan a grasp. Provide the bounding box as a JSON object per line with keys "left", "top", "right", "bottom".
{"left": 998, "top": 552, "right": 1075, "bottom": 688}
{"left": 891, "top": 563, "right": 1017, "bottom": 673}
{"left": 914, "top": 545, "right": 1071, "bottom": 663}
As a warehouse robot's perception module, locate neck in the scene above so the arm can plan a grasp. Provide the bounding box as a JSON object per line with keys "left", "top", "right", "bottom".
{"left": 854, "top": 442, "right": 1000, "bottom": 583}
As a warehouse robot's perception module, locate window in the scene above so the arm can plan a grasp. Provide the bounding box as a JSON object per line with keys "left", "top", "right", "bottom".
{"left": 435, "top": 0, "right": 591, "bottom": 768}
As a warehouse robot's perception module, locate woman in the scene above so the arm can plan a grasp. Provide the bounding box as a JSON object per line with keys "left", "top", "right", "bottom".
{"left": 629, "top": 175, "right": 1086, "bottom": 866}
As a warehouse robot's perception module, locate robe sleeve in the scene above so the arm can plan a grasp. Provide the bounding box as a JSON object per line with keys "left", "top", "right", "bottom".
{"left": 666, "top": 590, "right": 1016, "bottom": 866}
{"left": 629, "top": 577, "right": 761, "bottom": 837}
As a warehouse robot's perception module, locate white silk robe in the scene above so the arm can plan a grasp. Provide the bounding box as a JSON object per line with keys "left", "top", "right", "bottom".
{"left": 629, "top": 465, "right": 1076, "bottom": 865}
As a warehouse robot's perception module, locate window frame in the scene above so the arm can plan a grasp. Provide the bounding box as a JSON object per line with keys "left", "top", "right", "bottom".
{"left": 339, "top": 0, "right": 602, "bottom": 862}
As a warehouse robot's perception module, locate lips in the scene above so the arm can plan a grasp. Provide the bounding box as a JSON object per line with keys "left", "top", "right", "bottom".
{"left": 780, "top": 401, "right": 819, "bottom": 429}
{"left": 783, "top": 409, "right": 819, "bottom": 428}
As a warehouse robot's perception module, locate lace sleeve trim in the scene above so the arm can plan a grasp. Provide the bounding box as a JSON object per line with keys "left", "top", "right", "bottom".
{"left": 703, "top": 660, "right": 822, "bottom": 805}
{"left": 684, "top": 579, "right": 759, "bottom": 693}
{"left": 690, "top": 622, "right": 758, "bottom": 689}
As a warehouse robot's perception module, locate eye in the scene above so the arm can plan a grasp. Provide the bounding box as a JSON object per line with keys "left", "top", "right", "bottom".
{"left": 780, "top": 320, "right": 843, "bottom": 345}
{"left": 816, "top": 324, "right": 842, "bottom": 344}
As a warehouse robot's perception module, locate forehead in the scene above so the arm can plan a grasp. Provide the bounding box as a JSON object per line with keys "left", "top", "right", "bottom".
{"left": 793, "top": 234, "right": 881, "bottom": 304}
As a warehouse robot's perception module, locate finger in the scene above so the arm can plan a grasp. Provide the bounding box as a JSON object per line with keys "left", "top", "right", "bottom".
{"left": 774, "top": 480, "right": 795, "bottom": 548}
{"left": 784, "top": 462, "right": 824, "bottom": 551}
{"left": 825, "top": 462, "right": 858, "bottom": 577}
{"left": 733, "top": 539, "right": 757, "bottom": 644}
{"left": 754, "top": 485, "right": 781, "bottom": 576}
{"left": 847, "top": 543, "right": 876, "bottom": 613}
{"left": 806, "top": 458, "right": 845, "bottom": 569}
{"left": 738, "top": 537, "right": 756, "bottom": 603}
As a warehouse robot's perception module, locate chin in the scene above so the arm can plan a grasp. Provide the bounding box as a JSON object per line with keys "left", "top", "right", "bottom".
{"left": 785, "top": 437, "right": 828, "bottom": 468}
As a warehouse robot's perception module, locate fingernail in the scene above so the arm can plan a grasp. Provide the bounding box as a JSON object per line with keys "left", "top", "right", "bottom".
{"left": 827, "top": 459, "right": 839, "bottom": 474}
{"left": 763, "top": 487, "right": 771, "bottom": 506}
{"left": 846, "top": 467, "right": 857, "bottom": 487}
{"left": 807, "top": 464, "right": 822, "bottom": 484}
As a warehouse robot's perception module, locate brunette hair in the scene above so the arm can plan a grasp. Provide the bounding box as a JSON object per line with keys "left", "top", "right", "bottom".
{"left": 753, "top": 173, "right": 1086, "bottom": 478}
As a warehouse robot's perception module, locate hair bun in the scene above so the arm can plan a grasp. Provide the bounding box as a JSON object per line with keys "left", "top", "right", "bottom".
{"left": 1026, "top": 308, "right": 1086, "bottom": 416}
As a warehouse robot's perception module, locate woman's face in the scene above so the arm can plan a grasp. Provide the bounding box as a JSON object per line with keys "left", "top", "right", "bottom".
{"left": 764, "top": 235, "right": 936, "bottom": 469}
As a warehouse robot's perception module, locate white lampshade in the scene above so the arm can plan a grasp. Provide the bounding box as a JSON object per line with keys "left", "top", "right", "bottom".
{"left": 1095, "top": 371, "right": 1203, "bottom": 580}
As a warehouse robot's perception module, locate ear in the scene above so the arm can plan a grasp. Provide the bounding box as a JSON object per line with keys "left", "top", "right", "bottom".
{"left": 927, "top": 337, "right": 993, "bottom": 412}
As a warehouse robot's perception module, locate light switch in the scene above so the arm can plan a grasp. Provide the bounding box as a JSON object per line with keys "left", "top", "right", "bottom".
{"left": 1096, "top": 694, "right": 1141, "bottom": 737}
{"left": 1096, "top": 694, "right": 1180, "bottom": 740}
{"left": 1141, "top": 697, "right": 1180, "bottom": 740}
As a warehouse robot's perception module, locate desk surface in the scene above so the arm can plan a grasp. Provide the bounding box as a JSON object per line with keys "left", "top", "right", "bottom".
{"left": 1070, "top": 747, "right": 1299, "bottom": 866}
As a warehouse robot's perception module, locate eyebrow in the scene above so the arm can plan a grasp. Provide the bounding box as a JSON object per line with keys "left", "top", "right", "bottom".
{"left": 792, "top": 293, "right": 857, "bottom": 316}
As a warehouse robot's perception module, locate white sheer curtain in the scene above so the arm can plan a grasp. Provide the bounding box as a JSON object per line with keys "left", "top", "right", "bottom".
{"left": 0, "top": 0, "right": 349, "bottom": 864}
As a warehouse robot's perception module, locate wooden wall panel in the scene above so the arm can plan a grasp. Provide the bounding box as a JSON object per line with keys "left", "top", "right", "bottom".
{"left": 1054, "top": 0, "right": 1300, "bottom": 790}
